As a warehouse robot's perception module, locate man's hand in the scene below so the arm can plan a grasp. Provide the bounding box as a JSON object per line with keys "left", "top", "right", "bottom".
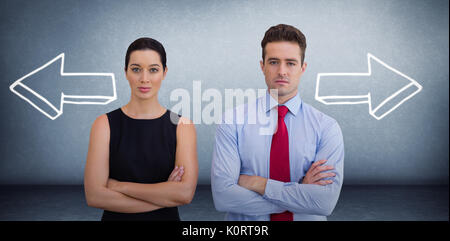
{"left": 238, "top": 175, "right": 267, "bottom": 195}
{"left": 302, "top": 159, "right": 336, "bottom": 185}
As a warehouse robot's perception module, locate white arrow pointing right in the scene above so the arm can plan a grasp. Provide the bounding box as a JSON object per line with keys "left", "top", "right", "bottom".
{"left": 315, "top": 53, "right": 423, "bottom": 120}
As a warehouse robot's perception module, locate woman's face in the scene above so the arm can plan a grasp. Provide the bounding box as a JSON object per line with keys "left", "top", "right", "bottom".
{"left": 125, "top": 49, "right": 167, "bottom": 101}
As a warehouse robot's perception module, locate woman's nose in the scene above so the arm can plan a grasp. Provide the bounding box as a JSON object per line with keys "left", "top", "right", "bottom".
{"left": 140, "top": 70, "right": 151, "bottom": 83}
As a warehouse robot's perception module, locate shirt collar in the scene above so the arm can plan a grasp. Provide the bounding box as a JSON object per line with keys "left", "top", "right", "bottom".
{"left": 264, "top": 90, "right": 302, "bottom": 116}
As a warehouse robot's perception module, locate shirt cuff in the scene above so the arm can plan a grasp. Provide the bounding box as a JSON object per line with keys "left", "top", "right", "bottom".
{"left": 263, "top": 179, "right": 295, "bottom": 201}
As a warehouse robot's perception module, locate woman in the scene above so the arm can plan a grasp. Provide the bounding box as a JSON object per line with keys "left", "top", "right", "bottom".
{"left": 84, "top": 38, "right": 198, "bottom": 221}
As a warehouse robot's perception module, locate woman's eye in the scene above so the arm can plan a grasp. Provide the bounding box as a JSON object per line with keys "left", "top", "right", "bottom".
{"left": 150, "top": 68, "right": 159, "bottom": 73}
{"left": 132, "top": 68, "right": 141, "bottom": 73}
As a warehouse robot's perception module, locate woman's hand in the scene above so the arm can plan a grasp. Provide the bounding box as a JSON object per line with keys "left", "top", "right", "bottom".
{"left": 106, "top": 166, "right": 184, "bottom": 194}
{"left": 167, "top": 165, "right": 184, "bottom": 182}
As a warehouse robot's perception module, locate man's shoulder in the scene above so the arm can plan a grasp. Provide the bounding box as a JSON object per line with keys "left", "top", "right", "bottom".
{"left": 301, "top": 101, "right": 339, "bottom": 130}
{"left": 221, "top": 97, "right": 260, "bottom": 125}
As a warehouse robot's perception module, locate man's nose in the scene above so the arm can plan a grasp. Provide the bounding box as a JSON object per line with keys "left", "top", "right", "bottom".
{"left": 278, "top": 64, "right": 288, "bottom": 77}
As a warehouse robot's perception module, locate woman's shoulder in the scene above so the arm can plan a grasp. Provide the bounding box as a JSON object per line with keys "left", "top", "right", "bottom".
{"left": 92, "top": 114, "right": 109, "bottom": 130}
{"left": 174, "top": 114, "right": 195, "bottom": 136}
{"left": 88, "top": 113, "right": 111, "bottom": 140}
{"left": 177, "top": 116, "right": 193, "bottom": 125}
{"left": 92, "top": 107, "right": 121, "bottom": 131}
{"left": 166, "top": 110, "right": 192, "bottom": 126}
{"left": 165, "top": 109, "right": 194, "bottom": 130}
{"left": 106, "top": 108, "right": 123, "bottom": 119}
{"left": 165, "top": 110, "right": 190, "bottom": 125}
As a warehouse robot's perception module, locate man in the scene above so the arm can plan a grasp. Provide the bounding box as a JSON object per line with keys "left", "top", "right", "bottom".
{"left": 211, "top": 24, "right": 344, "bottom": 221}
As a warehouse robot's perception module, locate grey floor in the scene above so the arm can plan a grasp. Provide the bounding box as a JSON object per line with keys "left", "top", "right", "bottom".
{"left": 0, "top": 185, "right": 448, "bottom": 221}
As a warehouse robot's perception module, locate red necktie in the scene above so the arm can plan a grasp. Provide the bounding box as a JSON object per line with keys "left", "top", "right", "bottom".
{"left": 269, "top": 105, "right": 293, "bottom": 221}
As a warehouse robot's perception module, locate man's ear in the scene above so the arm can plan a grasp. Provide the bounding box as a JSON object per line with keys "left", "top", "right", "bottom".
{"left": 301, "top": 61, "right": 307, "bottom": 73}
{"left": 260, "top": 60, "right": 265, "bottom": 72}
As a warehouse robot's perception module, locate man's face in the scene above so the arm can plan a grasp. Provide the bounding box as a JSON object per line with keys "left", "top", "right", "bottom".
{"left": 260, "top": 41, "right": 307, "bottom": 102}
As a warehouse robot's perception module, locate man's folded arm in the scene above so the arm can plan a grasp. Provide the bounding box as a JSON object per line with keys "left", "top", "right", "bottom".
{"left": 263, "top": 121, "right": 344, "bottom": 216}
{"left": 211, "top": 121, "right": 285, "bottom": 216}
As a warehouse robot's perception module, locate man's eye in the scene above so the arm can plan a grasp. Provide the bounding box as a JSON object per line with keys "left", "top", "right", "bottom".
{"left": 288, "top": 62, "right": 296, "bottom": 66}
{"left": 269, "top": 61, "right": 278, "bottom": 65}
{"left": 132, "top": 68, "right": 141, "bottom": 73}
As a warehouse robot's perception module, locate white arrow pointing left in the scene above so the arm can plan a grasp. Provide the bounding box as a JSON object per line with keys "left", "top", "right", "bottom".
{"left": 9, "top": 53, "right": 117, "bottom": 120}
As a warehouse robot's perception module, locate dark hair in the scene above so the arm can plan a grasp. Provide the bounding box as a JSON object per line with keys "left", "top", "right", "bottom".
{"left": 125, "top": 37, "right": 167, "bottom": 71}
{"left": 261, "top": 24, "right": 307, "bottom": 64}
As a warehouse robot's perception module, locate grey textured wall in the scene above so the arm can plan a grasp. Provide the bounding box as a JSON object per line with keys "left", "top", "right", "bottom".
{"left": 1, "top": 0, "right": 448, "bottom": 185}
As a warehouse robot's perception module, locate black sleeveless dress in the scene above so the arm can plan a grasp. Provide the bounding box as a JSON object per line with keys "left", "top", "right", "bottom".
{"left": 101, "top": 108, "right": 181, "bottom": 221}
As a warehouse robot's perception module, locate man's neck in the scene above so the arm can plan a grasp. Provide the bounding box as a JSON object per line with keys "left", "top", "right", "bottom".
{"left": 269, "top": 89, "right": 298, "bottom": 105}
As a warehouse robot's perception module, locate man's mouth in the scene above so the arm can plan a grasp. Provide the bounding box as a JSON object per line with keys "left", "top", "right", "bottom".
{"left": 138, "top": 87, "right": 151, "bottom": 93}
{"left": 275, "top": 79, "right": 289, "bottom": 84}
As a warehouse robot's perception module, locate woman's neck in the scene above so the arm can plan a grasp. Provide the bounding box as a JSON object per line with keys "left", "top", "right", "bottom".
{"left": 123, "top": 96, "right": 166, "bottom": 119}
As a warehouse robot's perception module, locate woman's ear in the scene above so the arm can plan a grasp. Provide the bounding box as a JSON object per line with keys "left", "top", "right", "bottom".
{"left": 163, "top": 66, "right": 168, "bottom": 79}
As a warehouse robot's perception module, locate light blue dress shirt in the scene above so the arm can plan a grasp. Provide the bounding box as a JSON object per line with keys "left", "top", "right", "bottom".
{"left": 211, "top": 91, "right": 344, "bottom": 221}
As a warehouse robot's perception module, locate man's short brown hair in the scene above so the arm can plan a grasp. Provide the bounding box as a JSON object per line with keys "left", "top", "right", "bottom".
{"left": 261, "top": 24, "right": 307, "bottom": 64}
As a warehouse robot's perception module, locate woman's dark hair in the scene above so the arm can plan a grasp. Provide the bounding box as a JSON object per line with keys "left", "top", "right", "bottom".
{"left": 125, "top": 37, "right": 167, "bottom": 71}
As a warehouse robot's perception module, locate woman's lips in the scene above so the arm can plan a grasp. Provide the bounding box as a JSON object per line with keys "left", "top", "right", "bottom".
{"left": 138, "top": 87, "right": 151, "bottom": 93}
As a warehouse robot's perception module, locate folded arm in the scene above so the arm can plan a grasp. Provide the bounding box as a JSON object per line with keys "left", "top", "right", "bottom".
{"left": 240, "top": 121, "right": 345, "bottom": 216}
{"left": 107, "top": 117, "right": 198, "bottom": 207}
{"left": 211, "top": 122, "right": 285, "bottom": 216}
{"left": 84, "top": 115, "right": 163, "bottom": 213}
